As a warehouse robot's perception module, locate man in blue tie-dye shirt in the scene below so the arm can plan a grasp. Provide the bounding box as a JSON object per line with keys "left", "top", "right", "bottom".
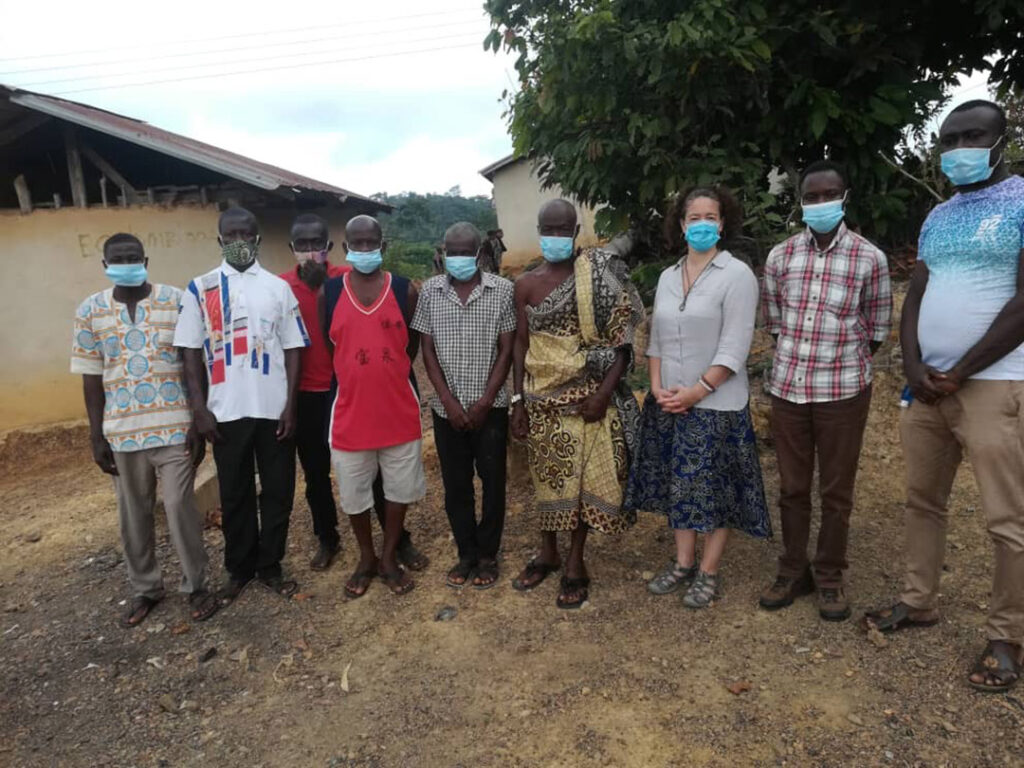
{"left": 866, "top": 100, "right": 1024, "bottom": 693}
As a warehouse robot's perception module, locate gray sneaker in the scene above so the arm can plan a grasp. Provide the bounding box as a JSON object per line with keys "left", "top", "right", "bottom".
{"left": 682, "top": 571, "right": 721, "bottom": 609}
{"left": 647, "top": 560, "right": 698, "bottom": 595}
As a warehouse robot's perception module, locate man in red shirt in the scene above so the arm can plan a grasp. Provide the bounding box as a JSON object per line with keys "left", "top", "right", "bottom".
{"left": 281, "top": 214, "right": 348, "bottom": 570}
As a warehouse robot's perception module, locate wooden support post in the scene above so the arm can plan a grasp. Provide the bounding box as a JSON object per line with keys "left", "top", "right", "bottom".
{"left": 147, "top": 187, "right": 155, "bottom": 205}
{"left": 63, "top": 125, "right": 87, "bottom": 208}
{"left": 119, "top": 185, "right": 128, "bottom": 208}
{"left": 53, "top": 193, "right": 62, "bottom": 209}
{"left": 99, "top": 175, "right": 109, "bottom": 208}
{"left": 80, "top": 143, "right": 136, "bottom": 204}
{"left": 199, "top": 186, "right": 208, "bottom": 206}
{"left": 13, "top": 174, "right": 32, "bottom": 214}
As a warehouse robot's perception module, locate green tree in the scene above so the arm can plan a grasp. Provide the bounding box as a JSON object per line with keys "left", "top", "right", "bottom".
{"left": 485, "top": 0, "right": 1024, "bottom": 259}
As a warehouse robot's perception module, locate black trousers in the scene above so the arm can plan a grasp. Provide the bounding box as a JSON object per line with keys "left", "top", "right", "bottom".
{"left": 295, "top": 391, "right": 340, "bottom": 547}
{"left": 213, "top": 418, "right": 296, "bottom": 581}
{"left": 432, "top": 407, "right": 508, "bottom": 561}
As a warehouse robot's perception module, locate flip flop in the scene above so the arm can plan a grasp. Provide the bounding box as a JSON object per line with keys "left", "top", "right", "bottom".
{"left": 446, "top": 559, "right": 476, "bottom": 589}
{"left": 259, "top": 576, "right": 298, "bottom": 598}
{"left": 344, "top": 568, "right": 377, "bottom": 599}
{"left": 217, "top": 577, "right": 253, "bottom": 607}
{"left": 188, "top": 589, "right": 220, "bottom": 622}
{"left": 556, "top": 575, "right": 590, "bottom": 610}
{"left": 968, "top": 640, "right": 1021, "bottom": 693}
{"left": 473, "top": 560, "right": 499, "bottom": 591}
{"left": 380, "top": 567, "right": 415, "bottom": 596}
{"left": 512, "top": 558, "right": 561, "bottom": 592}
{"left": 121, "top": 595, "right": 161, "bottom": 628}
{"left": 861, "top": 602, "right": 940, "bottom": 633}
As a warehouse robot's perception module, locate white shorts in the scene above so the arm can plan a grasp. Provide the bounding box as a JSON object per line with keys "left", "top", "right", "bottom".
{"left": 331, "top": 439, "right": 427, "bottom": 515}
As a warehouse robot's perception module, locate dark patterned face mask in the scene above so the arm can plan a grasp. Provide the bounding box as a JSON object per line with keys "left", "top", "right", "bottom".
{"left": 222, "top": 239, "right": 258, "bottom": 268}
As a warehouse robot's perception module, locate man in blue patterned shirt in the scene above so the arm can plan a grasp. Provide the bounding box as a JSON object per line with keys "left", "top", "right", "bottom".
{"left": 865, "top": 100, "right": 1024, "bottom": 693}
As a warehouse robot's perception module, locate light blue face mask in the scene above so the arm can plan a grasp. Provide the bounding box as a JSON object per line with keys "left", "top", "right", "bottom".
{"left": 346, "top": 248, "right": 383, "bottom": 274}
{"left": 801, "top": 194, "right": 846, "bottom": 234}
{"left": 684, "top": 220, "right": 721, "bottom": 252}
{"left": 539, "top": 235, "right": 574, "bottom": 262}
{"left": 941, "top": 138, "right": 1002, "bottom": 186}
{"left": 445, "top": 255, "right": 478, "bottom": 281}
{"left": 105, "top": 263, "right": 148, "bottom": 287}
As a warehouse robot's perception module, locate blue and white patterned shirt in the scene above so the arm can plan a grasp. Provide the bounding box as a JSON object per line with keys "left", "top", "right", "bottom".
{"left": 918, "top": 175, "right": 1024, "bottom": 379}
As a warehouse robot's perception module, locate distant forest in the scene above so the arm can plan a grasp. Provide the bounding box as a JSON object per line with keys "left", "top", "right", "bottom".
{"left": 372, "top": 188, "right": 497, "bottom": 279}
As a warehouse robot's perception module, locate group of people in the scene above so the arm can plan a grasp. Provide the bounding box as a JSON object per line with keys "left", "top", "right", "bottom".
{"left": 71, "top": 99, "right": 1022, "bottom": 693}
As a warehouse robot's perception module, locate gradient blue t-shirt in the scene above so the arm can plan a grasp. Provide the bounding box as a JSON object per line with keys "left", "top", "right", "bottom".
{"left": 918, "top": 175, "right": 1024, "bottom": 380}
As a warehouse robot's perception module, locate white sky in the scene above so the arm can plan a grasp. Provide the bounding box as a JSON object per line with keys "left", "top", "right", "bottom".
{"left": 1, "top": 0, "right": 517, "bottom": 197}
{"left": 0, "top": 2, "right": 993, "bottom": 200}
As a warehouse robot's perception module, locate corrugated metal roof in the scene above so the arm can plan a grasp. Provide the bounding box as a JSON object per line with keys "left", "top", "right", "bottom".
{"left": 2, "top": 85, "right": 388, "bottom": 210}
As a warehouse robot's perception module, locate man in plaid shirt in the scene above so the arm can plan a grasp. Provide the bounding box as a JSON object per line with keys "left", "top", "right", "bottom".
{"left": 412, "top": 222, "right": 516, "bottom": 590}
{"left": 759, "top": 160, "right": 892, "bottom": 621}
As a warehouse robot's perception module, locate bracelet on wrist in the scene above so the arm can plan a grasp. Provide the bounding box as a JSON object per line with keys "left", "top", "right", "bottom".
{"left": 698, "top": 376, "right": 716, "bottom": 394}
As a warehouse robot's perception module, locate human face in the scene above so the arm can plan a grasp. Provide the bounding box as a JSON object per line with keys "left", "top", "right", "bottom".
{"left": 103, "top": 239, "right": 146, "bottom": 267}
{"left": 681, "top": 196, "right": 722, "bottom": 230}
{"left": 290, "top": 221, "right": 331, "bottom": 255}
{"left": 800, "top": 170, "right": 846, "bottom": 205}
{"left": 444, "top": 231, "right": 480, "bottom": 258}
{"left": 218, "top": 214, "right": 259, "bottom": 246}
{"left": 345, "top": 219, "right": 384, "bottom": 253}
{"left": 939, "top": 106, "right": 1003, "bottom": 153}
{"left": 537, "top": 207, "right": 578, "bottom": 238}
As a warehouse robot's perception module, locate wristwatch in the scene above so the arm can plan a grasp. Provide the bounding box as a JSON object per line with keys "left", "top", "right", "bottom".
{"left": 510, "top": 393, "right": 523, "bottom": 405}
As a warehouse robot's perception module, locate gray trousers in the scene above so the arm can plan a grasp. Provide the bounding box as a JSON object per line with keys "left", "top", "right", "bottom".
{"left": 112, "top": 445, "right": 208, "bottom": 598}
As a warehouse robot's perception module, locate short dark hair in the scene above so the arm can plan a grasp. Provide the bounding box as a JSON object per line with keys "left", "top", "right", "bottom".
{"left": 949, "top": 99, "right": 1007, "bottom": 135}
{"left": 218, "top": 206, "right": 257, "bottom": 234}
{"left": 800, "top": 160, "right": 849, "bottom": 190}
{"left": 664, "top": 185, "right": 743, "bottom": 253}
{"left": 290, "top": 212, "right": 328, "bottom": 238}
{"left": 103, "top": 232, "right": 143, "bottom": 257}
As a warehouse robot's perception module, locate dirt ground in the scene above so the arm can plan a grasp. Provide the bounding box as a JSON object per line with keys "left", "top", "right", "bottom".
{"left": 2, "top": 361, "right": 1024, "bottom": 767}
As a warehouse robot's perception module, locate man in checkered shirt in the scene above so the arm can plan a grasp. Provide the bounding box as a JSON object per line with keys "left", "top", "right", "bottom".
{"left": 759, "top": 160, "right": 893, "bottom": 622}
{"left": 411, "top": 222, "right": 516, "bottom": 590}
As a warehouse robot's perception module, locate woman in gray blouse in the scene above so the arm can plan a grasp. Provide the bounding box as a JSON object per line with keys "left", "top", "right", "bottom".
{"left": 625, "top": 187, "right": 770, "bottom": 608}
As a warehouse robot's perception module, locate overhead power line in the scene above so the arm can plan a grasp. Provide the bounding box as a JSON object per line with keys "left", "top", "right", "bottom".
{"left": 0, "top": 6, "right": 483, "bottom": 63}
{"left": 0, "top": 15, "right": 484, "bottom": 77}
{"left": 17, "top": 30, "right": 488, "bottom": 88}
{"left": 53, "top": 41, "right": 483, "bottom": 96}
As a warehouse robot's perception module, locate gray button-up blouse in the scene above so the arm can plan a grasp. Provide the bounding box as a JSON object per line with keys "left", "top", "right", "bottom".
{"left": 646, "top": 250, "right": 759, "bottom": 412}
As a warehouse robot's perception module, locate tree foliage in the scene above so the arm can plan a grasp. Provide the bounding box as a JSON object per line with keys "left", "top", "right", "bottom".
{"left": 371, "top": 191, "right": 498, "bottom": 279}
{"left": 485, "top": 0, "right": 1024, "bottom": 259}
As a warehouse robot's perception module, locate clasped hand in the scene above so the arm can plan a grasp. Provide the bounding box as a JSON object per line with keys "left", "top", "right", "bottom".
{"left": 653, "top": 384, "right": 703, "bottom": 415}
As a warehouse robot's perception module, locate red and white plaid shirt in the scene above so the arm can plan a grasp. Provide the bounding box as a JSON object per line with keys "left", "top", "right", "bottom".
{"left": 762, "top": 223, "right": 892, "bottom": 404}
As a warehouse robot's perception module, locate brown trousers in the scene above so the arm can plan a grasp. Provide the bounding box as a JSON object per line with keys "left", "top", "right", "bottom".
{"left": 770, "top": 386, "right": 872, "bottom": 588}
{"left": 900, "top": 379, "right": 1024, "bottom": 644}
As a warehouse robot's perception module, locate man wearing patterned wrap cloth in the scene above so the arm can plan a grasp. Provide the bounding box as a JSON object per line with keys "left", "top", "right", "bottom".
{"left": 510, "top": 199, "right": 643, "bottom": 609}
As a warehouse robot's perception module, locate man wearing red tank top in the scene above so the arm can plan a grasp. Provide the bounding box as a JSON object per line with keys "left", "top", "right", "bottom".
{"left": 327, "top": 215, "right": 425, "bottom": 598}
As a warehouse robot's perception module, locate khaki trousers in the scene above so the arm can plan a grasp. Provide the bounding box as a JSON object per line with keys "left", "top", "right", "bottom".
{"left": 112, "top": 445, "right": 208, "bottom": 599}
{"left": 900, "top": 379, "right": 1024, "bottom": 643}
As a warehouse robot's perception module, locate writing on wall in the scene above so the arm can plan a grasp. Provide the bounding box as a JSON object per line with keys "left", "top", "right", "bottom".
{"left": 77, "top": 230, "right": 217, "bottom": 258}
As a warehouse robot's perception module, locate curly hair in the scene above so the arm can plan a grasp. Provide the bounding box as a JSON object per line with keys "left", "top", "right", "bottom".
{"left": 663, "top": 185, "right": 744, "bottom": 255}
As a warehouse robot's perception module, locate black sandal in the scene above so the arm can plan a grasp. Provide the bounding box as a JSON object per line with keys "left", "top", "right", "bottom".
{"left": 259, "top": 576, "right": 298, "bottom": 598}
{"left": 968, "top": 640, "right": 1021, "bottom": 693}
{"left": 556, "top": 575, "right": 590, "bottom": 610}
{"left": 188, "top": 589, "right": 220, "bottom": 622}
{"left": 397, "top": 539, "right": 430, "bottom": 572}
{"left": 344, "top": 568, "right": 377, "bottom": 599}
{"left": 121, "top": 595, "right": 161, "bottom": 628}
{"left": 217, "top": 577, "right": 253, "bottom": 607}
{"left": 473, "top": 559, "right": 499, "bottom": 590}
{"left": 446, "top": 559, "right": 476, "bottom": 589}
{"left": 512, "top": 558, "right": 560, "bottom": 592}
{"left": 380, "top": 567, "right": 415, "bottom": 596}
{"left": 861, "top": 601, "right": 940, "bottom": 633}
